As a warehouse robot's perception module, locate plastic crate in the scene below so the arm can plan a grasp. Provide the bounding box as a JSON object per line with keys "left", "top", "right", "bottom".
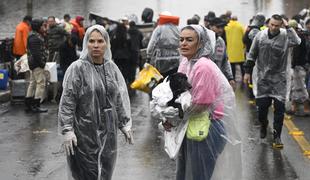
{"left": 10, "top": 79, "right": 28, "bottom": 97}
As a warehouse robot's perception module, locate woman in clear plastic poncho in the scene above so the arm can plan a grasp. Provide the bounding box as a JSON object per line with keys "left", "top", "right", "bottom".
{"left": 175, "top": 25, "right": 242, "bottom": 180}
{"left": 58, "top": 25, "right": 133, "bottom": 180}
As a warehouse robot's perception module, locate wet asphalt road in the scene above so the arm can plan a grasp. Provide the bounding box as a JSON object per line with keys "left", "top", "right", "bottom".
{"left": 0, "top": 84, "right": 310, "bottom": 180}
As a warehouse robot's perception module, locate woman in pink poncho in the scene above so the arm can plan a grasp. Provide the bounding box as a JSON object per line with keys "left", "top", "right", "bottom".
{"left": 173, "top": 25, "right": 241, "bottom": 180}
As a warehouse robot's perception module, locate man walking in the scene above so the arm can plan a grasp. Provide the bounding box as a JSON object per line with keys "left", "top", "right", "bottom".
{"left": 209, "top": 17, "right": 235, "bottom": 89}
{"left": 243, "top": 14, "right": 301, "bottom": 148}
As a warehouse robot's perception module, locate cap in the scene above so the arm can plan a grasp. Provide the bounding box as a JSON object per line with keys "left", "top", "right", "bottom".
{"left": 209, "top": 17, "right": 226, "bottom": 27}
{"left": 251, "top": 13, "right": 266, "bottom": 27}
{"left": 204, "top": 11, "right": 216, "bottom": 21}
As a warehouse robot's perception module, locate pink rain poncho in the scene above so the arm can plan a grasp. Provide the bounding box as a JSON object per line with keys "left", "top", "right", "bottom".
{"left": 176, "top": 25, "right": 242, "bottom": 180}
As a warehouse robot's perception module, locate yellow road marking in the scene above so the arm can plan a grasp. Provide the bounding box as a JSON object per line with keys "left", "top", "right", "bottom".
{"left": 284, "top": 114, "right": 310, "bottom": 159}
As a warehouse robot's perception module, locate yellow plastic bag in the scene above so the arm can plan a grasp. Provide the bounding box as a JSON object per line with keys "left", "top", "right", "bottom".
{"left": 130, "top": 63, "right": 163, "bottom": 93}
{"left": 186, "top": 111, "right": 211, "bottom": 141}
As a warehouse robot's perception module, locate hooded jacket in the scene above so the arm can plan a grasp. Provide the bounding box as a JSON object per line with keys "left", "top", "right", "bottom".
{"left": 244, "top": 28, "right": 301, "bottom": 101}
{"left": 58, "top": 25, "right": 131, "bottom": 180}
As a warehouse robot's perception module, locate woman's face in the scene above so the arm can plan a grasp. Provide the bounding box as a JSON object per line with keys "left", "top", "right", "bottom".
{"left": 180, "top": 28, "right": 199, "bottom": 60}
{"left": 87, "top": 30, "right": 106, "bottom": 62}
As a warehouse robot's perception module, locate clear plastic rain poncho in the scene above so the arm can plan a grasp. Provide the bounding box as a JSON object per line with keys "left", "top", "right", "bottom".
{"left": 58, "top": 25, "right": 132, "bottom": 180}
{"left": 248, "top": 28, "right": 301, "bottom": 102}
{"left": 146, "top": 23, "right": 180, "bottom": 74}
{"left": 151, "top": 25, "right": 242, "bottom": 180}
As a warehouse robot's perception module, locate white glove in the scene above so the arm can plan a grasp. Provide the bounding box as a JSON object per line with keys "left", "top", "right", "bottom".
{"left": 63, "top": 131, "right": 77, "bottom": 156}
{"left": 120, "top": 127, "right": 134, "bottom": 144}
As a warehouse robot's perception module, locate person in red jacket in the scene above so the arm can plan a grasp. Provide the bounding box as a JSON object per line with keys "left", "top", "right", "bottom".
{"left": 70, "top": 16, "right": 85, "bottom": 50}
{"left": 13, "top": 15, "right": 32, "bottom": 59}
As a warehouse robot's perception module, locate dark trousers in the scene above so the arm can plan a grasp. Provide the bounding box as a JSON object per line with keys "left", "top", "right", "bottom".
{"left": 114, "top": 58, "right": 136, "bottom": 85}
{"left": 231, "top": 62, "right": 245, "bottom": 80}
{"left": 256, "top": 97, "right": 285, "bottom": 138}
{"left": 176, "top": 120, "right": 226, "bottom": 180}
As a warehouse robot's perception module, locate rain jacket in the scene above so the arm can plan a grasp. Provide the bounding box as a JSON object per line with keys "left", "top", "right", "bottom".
{"left": 58, "top": 25, "right": 132, "bottom": 180}
{"left": 13, "top": 21, "right": 31, "bottom": 56}
{"left": 244, "top": 28, "right": 301, "bottom": 102}
{"left": 147, "top": 23, "right": 180, "bottom": 74}
{"left": 70, "top": 19, "right": 85, "bottom": 41}
{"left": 210, "top": 36, "right": 234, "bottom": 81}
{"left": 225, "top": 20, "right": 245, "bottom": 63}
{"left": 176, "top": 25, "right": 241, "bottom": 180}
{"left": 27, "top": 31, "right": 47, "bottom": 70}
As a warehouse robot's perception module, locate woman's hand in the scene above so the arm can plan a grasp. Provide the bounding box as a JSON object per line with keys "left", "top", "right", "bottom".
{"left": 120, "top": 127, "right": 134, "bottom": 144}
{"left": 243, "top": 73, "right": 251, "bottom": 84}
{"left": 162, "top": 121, "right": 174, "bottom": 132}
{"left": 63, "top": 131, "right": 77, "bottom": 156}
{"left": 229, "top": 80, "right": 236, "bottom": 91}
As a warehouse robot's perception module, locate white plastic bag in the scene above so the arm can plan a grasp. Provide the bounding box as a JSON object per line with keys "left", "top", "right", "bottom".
{"left": 163, "top": 119, "right": 188, "bottom": 159}
{"left": 150, "top": 77, "right": 192, "bottom": 159}
{"left": 44, "top": 62, "right": 58, "bottom": 82}
{"left": 14, "top": 54, "right": 30, "bottom": 74}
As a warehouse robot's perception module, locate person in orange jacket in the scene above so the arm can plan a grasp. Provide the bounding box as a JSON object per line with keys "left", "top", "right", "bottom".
{"left": 13, "top": 15, "right": 32, "bottom": 59}
{"left": 70, "top": 16, "right": 85, "bottom": 49}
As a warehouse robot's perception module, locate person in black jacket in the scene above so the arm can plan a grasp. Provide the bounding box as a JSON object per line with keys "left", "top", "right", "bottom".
{"left": 288, "top": 20, "right": 310, "bottom": 115}
{"left": 110, "top": 23, "right": 131, "bottom": 85}
{"left": 25, "top": 19, "right": 48, "bottom": 113}
{"left": 128, "top": 21, "right": 143, "bottom": 89}
{"left": 59, "top": 35, "right": 78, "bottom": 74}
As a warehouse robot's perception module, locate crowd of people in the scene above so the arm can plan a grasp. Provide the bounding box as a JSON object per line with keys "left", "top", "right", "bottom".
{"left": 9, "top": 6, "right": 310, "bottom": 180}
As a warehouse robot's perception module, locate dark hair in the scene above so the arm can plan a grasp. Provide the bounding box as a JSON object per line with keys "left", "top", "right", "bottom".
{"left": 31, "top": 19, "right": 44, "bottom": 32}
{"left": 271, "top": 14, "right": 283, "bottom": 22}
{"left": 187, "top": 18, "right": 199, "bottom": 25}
{"left": 23, "top": 15, "right": 32, "bottom": 22}
{"left": 209, "top": 17, "right": 227, "bottom": 27}
{"left": 64, "top": 14, "right": 70, "bottom": 19}
{"left": 191, "top": 18, "right": 199, "bottom": 25}
{"left": 292, "top": 14, "right": 301, "bottom": 23}
{"left": 204, "top": 11, "right": 216, "bottom": 22}
{"left": 306, "top": 18, "right": 310, "bottom": 25}
{"left": 129, "top": 21, "right": 136, "bottom": 27}
{"left": 187, "top": 18, "right": 193, "bottom": 25}
{"left": 48, "top": 16, "right": 55, "bottom": 20}
{"left": 142, "top": 7, "right": 154, "bottom": 23}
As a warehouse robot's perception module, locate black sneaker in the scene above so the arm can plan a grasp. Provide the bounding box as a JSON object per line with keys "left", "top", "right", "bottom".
{"left": 272, "top": 137, "right": 284, "bottom": 149}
